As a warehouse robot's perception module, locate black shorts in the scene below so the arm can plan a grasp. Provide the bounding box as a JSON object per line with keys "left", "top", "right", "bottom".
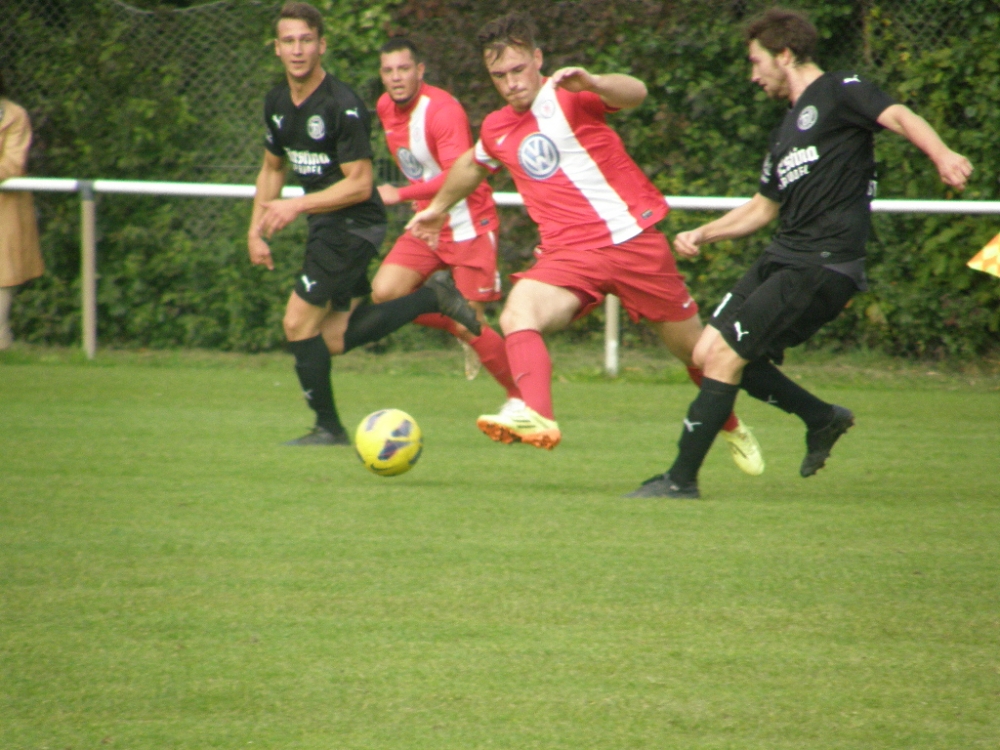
{"left": 294, "top": 218, "right": 387, "bottom": 310}
{"left": 710, "top": 253, "right": 858, "bottom": 364}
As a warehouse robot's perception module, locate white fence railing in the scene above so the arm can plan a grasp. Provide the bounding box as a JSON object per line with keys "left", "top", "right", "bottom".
{"left": 4, "top": 177, "right": 1000, "bottom": 370}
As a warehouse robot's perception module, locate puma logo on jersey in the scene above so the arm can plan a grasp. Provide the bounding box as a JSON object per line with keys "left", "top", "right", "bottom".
{"left": 345, "top": 108, "right": 360, "bottom": 118}
{"left": 271, "top": 114, "right": 284, "bottom": 129}
{"left": 734, "top": 321, "right": 750, "bottom": 341}
{"left": 301, "top": 275, "right": 318, "bottom": 292}
{"left": 843, "top": 75, "right": 861, "bottom": 84}
{"left": 683, "top": 418, "right": 702, "bottom": 433}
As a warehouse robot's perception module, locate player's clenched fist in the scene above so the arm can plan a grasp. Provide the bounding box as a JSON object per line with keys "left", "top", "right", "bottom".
{"left": 936, "top": 150, "right": 973, "bottom": 191}
{"left": 673, "top": 230, "right": 704, "bottom": 259}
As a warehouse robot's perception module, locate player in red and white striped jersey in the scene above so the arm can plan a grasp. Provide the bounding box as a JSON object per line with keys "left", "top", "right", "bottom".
{"left": 407, "top": 12, "right": 762, "bottom": 475}
{"left": 373, "top": 38, "right": 520, "bottom": 405}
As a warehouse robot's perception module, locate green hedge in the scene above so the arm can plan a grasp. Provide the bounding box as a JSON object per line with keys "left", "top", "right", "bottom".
{"left": 7, "top": 0, "right": 999, "bottom": 357}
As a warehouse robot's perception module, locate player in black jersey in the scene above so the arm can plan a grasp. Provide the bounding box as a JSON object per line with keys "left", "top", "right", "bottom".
{"left": 628, "top": 7, "right": 972, "bottom": 498}
{"left": 248, "top": 2, "right": 481, "bottom": 446}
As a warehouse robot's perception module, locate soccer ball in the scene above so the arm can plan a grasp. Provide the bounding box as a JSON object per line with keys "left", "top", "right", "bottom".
{"left": 354, "top": 409, "right": 423, "bottom": 476}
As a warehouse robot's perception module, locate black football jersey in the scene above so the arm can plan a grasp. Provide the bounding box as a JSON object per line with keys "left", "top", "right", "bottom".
{"left": 759, "top": 72, "right": 895, "bottom": 264}
{"left": 264, "top": 74, "right": 385, "bottom": 227}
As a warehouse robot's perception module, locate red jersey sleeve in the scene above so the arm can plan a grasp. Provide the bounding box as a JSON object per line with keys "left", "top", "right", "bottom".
{"left": 575, "top": 88, "right": 614, "bottom": 120}
{"left": 397, "top": 99, "right": 475, "bottom": 201}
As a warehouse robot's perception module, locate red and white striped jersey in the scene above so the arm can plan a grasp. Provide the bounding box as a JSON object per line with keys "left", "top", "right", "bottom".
{"left": 377, "top": 83, "right": 498, "bottom": 243}
{"left": 474, "top": 79, "right": 668, "bottom": 251}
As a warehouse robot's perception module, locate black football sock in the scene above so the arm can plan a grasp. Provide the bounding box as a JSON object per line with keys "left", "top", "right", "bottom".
{"left": 342, "top": 287, "right": 437, "bottom": 353}
{"left": 287, "top": 335, "right": 342, "bottom": 433}
{"left": 740, "top": 358, "right": 834, "bottom": 429}
{"left": 667, "top": 378, "right": 740, "bottom": 486}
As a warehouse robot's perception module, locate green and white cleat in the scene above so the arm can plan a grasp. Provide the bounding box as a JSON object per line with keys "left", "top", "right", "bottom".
{"left": 460, "top": 340, "right": 481, "bottom": 380}
{"left": 477, "top": 400, "right": 561, "bottom": 450}
{"left": 720, "top": 417, "right": 765, "bottom": 476}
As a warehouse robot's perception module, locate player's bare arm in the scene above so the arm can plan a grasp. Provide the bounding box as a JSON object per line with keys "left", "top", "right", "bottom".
{"left": 877, "top": 104, "right": 973, "bottom": 190}
{"left": 405, "top": 149, "right": 490, "bottom": 246}
{"left": 248, "top": 149, "right": 287, "bottom": 271}
{"left": 549, "top": 67, "right": 647, "bottom": 110}
{"left": 377, "top": 183, "right": 402, "bottom": 206}
{"left": 258, "top": 158, "right": 375, "bottom": 238}
{"left": 674, "top": 193, "right": 780, "bottom": 258}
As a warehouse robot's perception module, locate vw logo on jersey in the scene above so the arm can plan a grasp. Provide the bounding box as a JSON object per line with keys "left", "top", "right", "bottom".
{"left": 396, "top": 147, "right": 424, "bottom": 180}
{"left": 797, "top": 105, "right": 819, "bottom": 131}
{"left": 518, "top": 133, "right": 560, "bottom": 180}
{"left": 307, "top": 115, "right": 326, "bottom": 140}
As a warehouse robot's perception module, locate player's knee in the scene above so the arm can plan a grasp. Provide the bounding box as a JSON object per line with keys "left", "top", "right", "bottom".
{"left": 691, "top": 337, "right": 710, "bottom": 369}
{"left": 498, "top": 306, "right": 522, "bottom": 335}
{"left": 369, "top": 278, "right": 396, "bottom": 305}
{"left": 283, "top": 310, "right": 317, "bottom": 342}
{"left": 282, "top": 313, "right": 300, "bottom": 340}
{"left": 704, "top": 336, "right": 745, "bottom": 376}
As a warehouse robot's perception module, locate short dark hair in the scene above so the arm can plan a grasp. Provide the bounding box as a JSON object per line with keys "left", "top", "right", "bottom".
{"left": 477, "top": 11, "right": 538, "bottom": 62}
{"left": 380, "top": 37, "right": 421, "bottom": 63}
{"left": 275, "top": 1, "right": 324, "bottom": 38}
{"left": 744, "top": 7, "right": 817, "bottom": 64}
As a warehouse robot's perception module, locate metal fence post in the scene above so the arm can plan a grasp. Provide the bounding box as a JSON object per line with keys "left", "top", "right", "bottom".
{"left": 80, "top": 180, "right": 97, "bottom": 359}
{"left": 604, "top": 294, "right": 620, "bottom": 377}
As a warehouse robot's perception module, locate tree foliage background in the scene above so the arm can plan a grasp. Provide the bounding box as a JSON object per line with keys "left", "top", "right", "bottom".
{"left": 1, "top": 0, "right": 997, "bottom": 358}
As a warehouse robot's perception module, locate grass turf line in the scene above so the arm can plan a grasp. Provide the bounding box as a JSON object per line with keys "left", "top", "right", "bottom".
{"left": 1, "top": 348, "right": 999, "bottom": 749}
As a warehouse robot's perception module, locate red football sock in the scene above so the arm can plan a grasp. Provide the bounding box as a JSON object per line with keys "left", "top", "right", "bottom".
{"left": 469, "top": 326, "right": 521, "bottom": 399}
{"left": 687, "top": 366, "right": 739, "bottom": 432}
{"left": 413, "top": 312, "right": 460, "bottom": 335}
{"left": 506, "top": 329, "right": 554, "bottom": 419}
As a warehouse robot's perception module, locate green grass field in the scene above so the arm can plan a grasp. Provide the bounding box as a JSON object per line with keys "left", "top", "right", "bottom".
{"left": 2, "top": 345, "right": 999, "bottom": 749}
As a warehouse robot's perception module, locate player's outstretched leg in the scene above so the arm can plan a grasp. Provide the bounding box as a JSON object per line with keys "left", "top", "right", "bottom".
{"left": 800, "top": 405, "right": 854, "bottom": 477}
{"left": 687, "top": 367, "right": 764, "bottom": 476}
{"left": 423, "top": 274, "right": 481, "bottom": 336}
{"left": 740, "top": 358, "right": 854, "bottom": 477}
{"left": 341, "top": 282, "right": 480, "bottom": 354}
{"left": 477, "top": 329, "right": 560, "bottom": 449}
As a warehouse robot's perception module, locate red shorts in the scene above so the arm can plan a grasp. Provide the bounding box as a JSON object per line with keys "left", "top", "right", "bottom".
{"left": 383, "top": 230, "right": 502, "bottom": 302}
{"left": 512, "top": 227, "right": 698, "bottom": 322}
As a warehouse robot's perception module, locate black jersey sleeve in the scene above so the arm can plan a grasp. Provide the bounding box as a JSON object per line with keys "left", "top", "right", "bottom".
{"left": 833, "top": 72, "right": 896, "bottom": 132}
{"left": 331, "top": 91, "right": 374, "bottom": 165}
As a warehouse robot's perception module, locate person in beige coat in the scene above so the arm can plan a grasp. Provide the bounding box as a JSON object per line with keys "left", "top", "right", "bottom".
{"left": 0, "top": 70, "right": 44, "bottom": 350}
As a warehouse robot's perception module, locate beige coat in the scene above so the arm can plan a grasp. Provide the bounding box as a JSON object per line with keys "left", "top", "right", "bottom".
{"left": 0, "top": 98, "right": 43, "bottom": 287}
